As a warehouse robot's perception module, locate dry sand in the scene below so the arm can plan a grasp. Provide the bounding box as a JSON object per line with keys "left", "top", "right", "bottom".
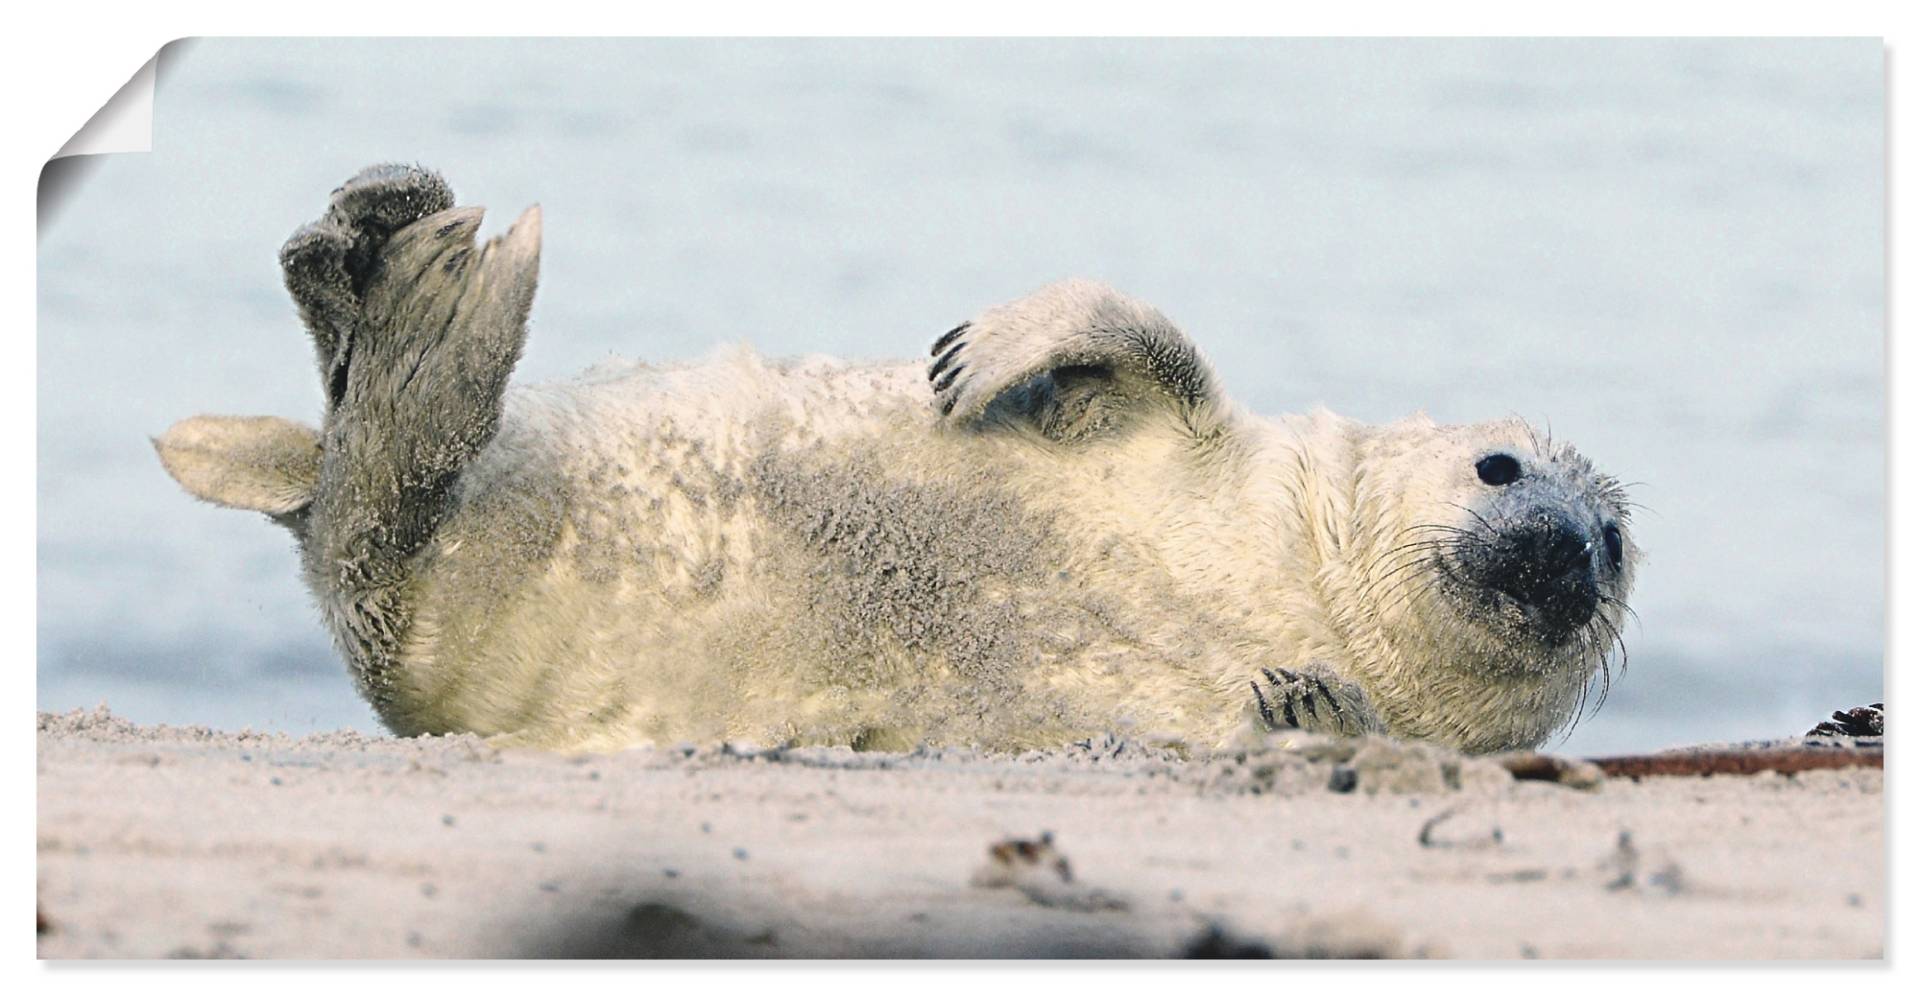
{"left": 35, "top": 707, "right": 1883, "bottom": 959}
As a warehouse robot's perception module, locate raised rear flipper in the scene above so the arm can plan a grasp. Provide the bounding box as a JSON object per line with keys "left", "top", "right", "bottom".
{"left": 296, "top": 166, "right": 542, "bottom": 716}
{"left": 154, "top": 164, "right": 543, "bottom": 720}
{"left": 280, "top": 164, "right": 457, "bottom": 411}
{"left": 929, "top": 280, "right": 1225, "bottom": 442}
{"left": 284, "top": 167, "right": 543, "bottom": 584}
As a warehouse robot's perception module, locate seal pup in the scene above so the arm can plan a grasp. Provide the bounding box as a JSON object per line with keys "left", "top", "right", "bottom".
{"left": 155, "top": 164, "right": 1640, "bottom": 753}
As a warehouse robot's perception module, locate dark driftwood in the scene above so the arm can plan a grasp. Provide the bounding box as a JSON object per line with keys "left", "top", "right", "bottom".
{"left": 1585, "top": 746, "right": 1883, "bottom": 779}
{"left": 1497, "top": 753, "right": 1603, "bottom": 786}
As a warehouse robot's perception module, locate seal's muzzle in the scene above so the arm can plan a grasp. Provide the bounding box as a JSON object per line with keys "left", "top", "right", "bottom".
{"left": 1470, "top": 511, "right": 1601, "bottom": 644}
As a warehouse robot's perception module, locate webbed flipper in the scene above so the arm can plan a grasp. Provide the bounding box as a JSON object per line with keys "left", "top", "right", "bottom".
{"left": 280, "top": 165, "right": 541, "bottom": 716}
{"left": 284, "top": 166, "right": 542, "bottom": 579}
{"left": 929, "top": 280, "right": 1224, "bottom": 442}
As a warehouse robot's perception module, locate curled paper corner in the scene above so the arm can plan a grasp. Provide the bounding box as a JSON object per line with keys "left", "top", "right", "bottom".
{"left": 53, "top": 52, "right": 157, "bottom": 160}
{"left": 40, "top": 41, "right": 190, "bottom": 241}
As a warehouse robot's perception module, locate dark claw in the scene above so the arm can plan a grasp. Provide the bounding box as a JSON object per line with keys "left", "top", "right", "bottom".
{"left": 1256, "top": 668, "right": 1301, "bottom": 728}
{"left": 931, "top": 321, "right": 969, "bottom": 357}
{"left": 939, "top": 392, "right": 959, "bottom": 416}
{"left": 1250, "top": 681, "right": 1276, "bottom": 728}
{"left": 932, "top": 363, "right": 965, "bottom": 394}
{"left": 1308, "top": 676, "right": 1341, "bottom": 719}
{"left": 928, "top": 340, "right": 965, "bottom": 382}
{"left": 1260, "top": 668, "right": 1301, "bottom": 727}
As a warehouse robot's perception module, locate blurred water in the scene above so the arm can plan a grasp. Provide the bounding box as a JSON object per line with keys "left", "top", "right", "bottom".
{"left": 36, "top": 38, "right": 1883, "bottom": 752}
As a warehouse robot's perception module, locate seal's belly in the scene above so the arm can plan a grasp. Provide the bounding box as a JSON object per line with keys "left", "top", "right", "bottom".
{"left": 373, "top": 352, "right": 1239, "bottom": 748}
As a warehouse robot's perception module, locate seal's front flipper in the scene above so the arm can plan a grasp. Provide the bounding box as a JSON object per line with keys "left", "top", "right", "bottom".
{"left": 1251, "top": 664, "right": 1385, "bottom": 738}
{"left": 929, "top": 280, "right": 1224, "bottom": 442}
{"left": 153, "top": 415, "right": 322, "bottom": 519}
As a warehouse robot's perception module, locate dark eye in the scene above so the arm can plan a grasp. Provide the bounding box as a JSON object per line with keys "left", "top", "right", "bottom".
{"left": 1603, "top": 524, "right": 1624, "bottom": 570}
{"left": 1475, "top": 453, "right": 1521, "bottom": 486}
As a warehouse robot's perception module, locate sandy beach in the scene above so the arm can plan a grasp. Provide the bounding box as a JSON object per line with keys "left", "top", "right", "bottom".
{"left": 35, "top": 707, "right": 1882, "bottom": 959}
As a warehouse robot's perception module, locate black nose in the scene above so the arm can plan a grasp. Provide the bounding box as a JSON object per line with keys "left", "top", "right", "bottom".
{"left": 1516, "top": 518, "right": 1592, "bottom": 581}
{"left": 1483, "top": 514, "right": 1599, "bottom": 640}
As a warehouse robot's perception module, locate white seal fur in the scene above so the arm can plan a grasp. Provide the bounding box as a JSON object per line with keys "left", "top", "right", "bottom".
{"left": 155, "top": 165, "right": 1640, "bottom": 753}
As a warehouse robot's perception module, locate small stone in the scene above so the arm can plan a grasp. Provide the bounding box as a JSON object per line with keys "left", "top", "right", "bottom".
{"left": 1645, "top": 862, "right": 1685, "bottom": 896}
{"left": 1417, "top": 807, "right": 1504, "bottom": 850}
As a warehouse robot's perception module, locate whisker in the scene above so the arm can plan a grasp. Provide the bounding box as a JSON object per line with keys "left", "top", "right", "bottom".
{"left": 1375, "top": 572, "right": 1441, "bottom": 619}
{"left": 1358, "top": 539, "right": 1452, "bottom": 599}
{"left": 1368, "top": 568, "right": 1432, "bottom": 610}
{"left": 1359, "top": 556, "right": 1442, "bottom": 601}
{"left": 1443, "top": 501, "right": 1500, "bottom": 536}
{"left": 1375, "top": 538, "right": 1453, "bottom": 559}
{"left": 1398, "top": 523, "right": 1482, "bottom": 539}
{"left": 1596, "top": 610, "right": 1629, "bottom": 677}
{"left": 1598, "top": 593, "right": 1642, "bottom": 634}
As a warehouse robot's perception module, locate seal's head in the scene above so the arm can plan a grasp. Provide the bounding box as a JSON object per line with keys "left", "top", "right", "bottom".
{"left": 1360, "top": 416, "right": 1639, "bottom": 691}
{"left": 1441, "top": 437, "right": 1637, "bottom": 654}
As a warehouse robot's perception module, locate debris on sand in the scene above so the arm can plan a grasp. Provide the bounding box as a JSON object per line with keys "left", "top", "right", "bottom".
{"left": 1588, "top": 745, "right": 1882, "bottom": 780}
{"left": 1598, "top": 831, "right": 1685, "bottom": 896}
{"left": 35, "top": 709, "right": 1883, "bottom": 958}
{"left": 971, "top": 832, "right": 1129, "bottom": 912}
{"left": 1494, "top": 752, "right": 1606, "bottom": 790}
{"left": 1416, "top": 807, "right": 1505, "bottom": 850}
{"left": 1206, "top": 734, "right": 1512, "bottom": 796}
{"left": 1807, "top": 703, "right": 1884, "bottom": 739}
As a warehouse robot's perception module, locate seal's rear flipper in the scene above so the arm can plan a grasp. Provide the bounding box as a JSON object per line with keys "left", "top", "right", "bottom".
{"left": 280, "top": 164, "right": 457, "bottom": 410}
{"left": 356, "top": 201, "right": 543, "bottom": 471}
{"left": 302, "top": 188, "right": 543, "bottom": 579}
{"left": 153, "top": 415, "right": 322, "bottom": 517}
